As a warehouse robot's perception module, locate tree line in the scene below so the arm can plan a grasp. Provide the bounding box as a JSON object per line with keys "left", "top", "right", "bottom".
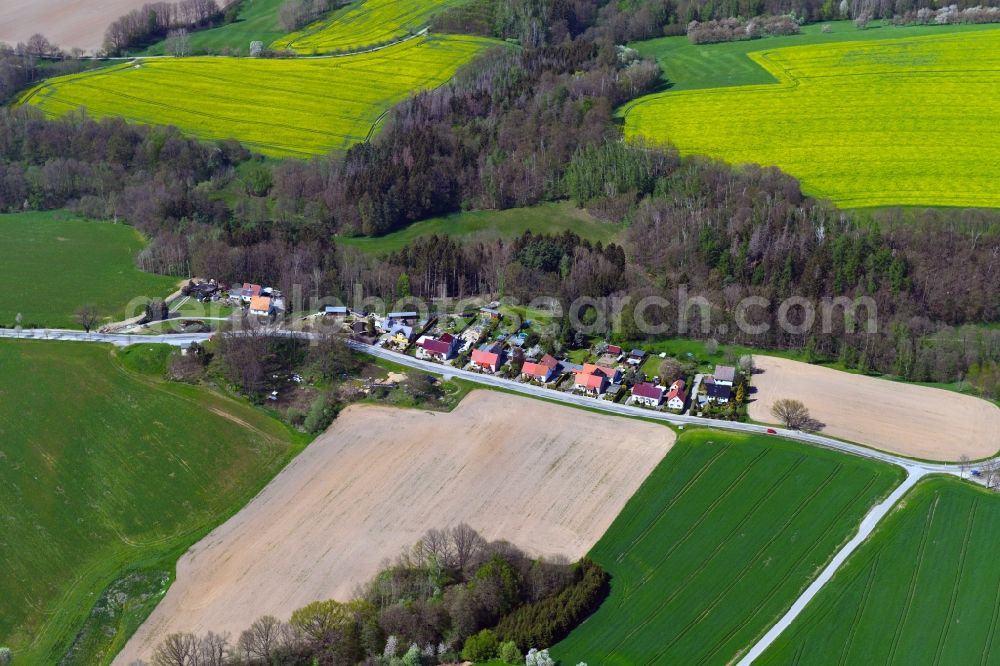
{"left": 104, "top": 0, "right": 223, "bottom": 55}
{"left": 147, "top": 525, "right": 607, "bottom": 665}
{"left": 2, "top": 0, "right": 1000, "bottom": 392}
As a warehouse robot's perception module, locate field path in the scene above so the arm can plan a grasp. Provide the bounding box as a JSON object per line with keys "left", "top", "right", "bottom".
{"left": 736, "top": 468, "right": 927, "bottom": 666}
{"left": 114, "top": 390, "right": 674, "bottom": 664}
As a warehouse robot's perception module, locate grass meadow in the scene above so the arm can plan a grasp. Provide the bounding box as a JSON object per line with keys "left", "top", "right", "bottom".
{"left": 338, "top": 202, "right": 622, "bottom": 255}
{"left": 757, "top": 476, "right": 1000, "bottom": 665}
{"left": 20, "top": 35, "right": 494, "bottom": 157}
{"left": 0, "top": 341, "right": 307, "bottom": 664}
{"left": 623, "top": 28, "right": 1000, "bottom": 208}
{"left": 273, "top": 0, "right": 464, "bottom": 53}
{"left": 141, "top": 0, "right": 285, "bottom": 55}
{"left": 0, "top": 211, "right": 177, "bottom": 329}
{"left": 552, "top": 429, "right": 903, "bottom": 665}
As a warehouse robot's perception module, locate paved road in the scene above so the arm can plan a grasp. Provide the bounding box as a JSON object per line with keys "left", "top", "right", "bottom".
{"left": 0, "top": 327, "right": 212, "bottom": 347}
{"left": 5, "top": 328, "right": 974, "bottom": 664}
{"left": 349, "top": 340, "right": 961, "bottom": 476}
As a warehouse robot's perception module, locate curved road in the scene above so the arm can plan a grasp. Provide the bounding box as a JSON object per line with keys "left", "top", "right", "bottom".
{"left": 5, "top": 326, "right": 976, "bottom": 663}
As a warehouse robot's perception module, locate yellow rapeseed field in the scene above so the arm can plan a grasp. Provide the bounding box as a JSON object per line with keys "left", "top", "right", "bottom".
{"left": 19, "top": 35, "right": 493, "bottom": 157}
{"left": 622, "top": 29, "right": 1000, "bottom": 208}
{"left": 273, "top": 0, "right": 465, "bottom": 54}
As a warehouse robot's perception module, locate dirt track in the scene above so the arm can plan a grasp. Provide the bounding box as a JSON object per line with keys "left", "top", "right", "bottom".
{"left": 115, "top": 390, "right": 673, "bottom": 664}
{"left": 0, "top": 0, "right": 175, "bottom": 52}
{"left": 749, "top": 356, "right": 1000, "bottom": 461}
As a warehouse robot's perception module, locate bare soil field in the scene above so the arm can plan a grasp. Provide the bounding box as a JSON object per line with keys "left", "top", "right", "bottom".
{"left": 0, "top": 0, "right": 168, "bottom": 52}
{"left": 114, "top": 390, "right": 674, "bottom": 664}
{"left": 749, "top": 356, "right": 1000, "bottom": 461}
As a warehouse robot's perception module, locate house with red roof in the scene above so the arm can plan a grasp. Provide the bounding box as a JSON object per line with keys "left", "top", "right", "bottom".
{"left": 249, "top": 294, "right": 272, "bottom": 317}
{"left": 471, "top": 342, "right": 503, "bottom": 372}
{"left": 666, "top": 379, "right": 687, "bottom": 411}
{"left": 582, "top": 363, "right": 621, "bottom": 384}
{"left": 240, "top": 283, "right": 262, "bottom": 303}
{"left": 574, "top": 371, "right": 608, "bottom": 396}
{"left": 631, "top": 382, "right": 665, "bottom": 407}
{"left": 521, "top": 354, "right": 561, "bottom": 383}
{"left": 416, "top": 333, "right": 459, "bottom": 362}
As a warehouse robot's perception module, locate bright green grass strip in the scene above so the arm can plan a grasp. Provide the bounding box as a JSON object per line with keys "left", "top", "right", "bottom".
{"left": 273, "top": 0, "right": 467, "bottom": 54}
{"left": 141, "top": 0, "right": 286, "bottom": 56}
{"left": 622, "top": 29, "right": 1000, "bottom": 208}
{"left": 552, "top": 429, "right": 903, "bottom": 665}
{"left": 631, "top": 19, "right": 1000, "bottom": 91}
{"left": 338, "top": 202, "right": 622, "bottom": 255}
{"left": 19, "top": 34, "right": 495, "bottom": 158}
{"left": 757, "top": 476, "right": 1000, "bottom": 665}
{"left": 0, "top": 211, "right": 177, "bottom": 329}
{"left": 0, "top": 340, "right": 307, "bottom": 664}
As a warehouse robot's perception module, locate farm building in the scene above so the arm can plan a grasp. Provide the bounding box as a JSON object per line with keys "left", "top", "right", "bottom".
{"left": 666, "top": 380, "right": 687, "bottom": 411}
{"left": 632, "top": 382, "right": 664, "bottom": 407}
{"left": 416, "top": 333, "right": 458, "bottom": 362}
{"left": 471, "top": 343, "right": 503, "bottom": 372}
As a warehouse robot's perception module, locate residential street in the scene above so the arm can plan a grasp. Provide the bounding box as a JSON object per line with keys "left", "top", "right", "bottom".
{"left": 4, "top": 326, "right": 979, "bottom": 664}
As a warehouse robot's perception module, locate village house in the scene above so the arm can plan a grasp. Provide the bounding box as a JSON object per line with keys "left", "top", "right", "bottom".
{"left": 582, "top": 363, "right": 622, "bottom": 385}
{"left": 700, "top": 376, "right": 732, "bottom": 405}
{"left": 189, "top": 281, "right": 218, "bottom": 301}
{"left": 627, "top": 349, "right": 648, "bottom": 366}
{"left": 574, "top": 371, "right": 608, "bottom": 396}
{"left": 714, "top": 365, "right": 737, "bottom": 386}
{"left": 388, "top": 324, "right": 415, "bottom": 346}
{"left": 249, "top": 295, "right": 272, "bottom": 317}
{"left": 631, "top": 382, "right": 665, "bottom": 407}
{"left": 416, "top": 333, "right": 459, "bottom": 362}
{"left": 471, "top": 342, "right": 503, "bottom": 372}
{"left": 479, "top": 307, "right": 502, "bottom": 320}
{"left": 240, "top": 283, "right": 262, "bottom": 303}
{"left": 521, "top": 354, "right": 560, "bottom": 383}
{"left": 383, "top": 311, "right": 418, "bottom": 329}
{"left": 666, "top": 380, "right": 687, "bottom": 411}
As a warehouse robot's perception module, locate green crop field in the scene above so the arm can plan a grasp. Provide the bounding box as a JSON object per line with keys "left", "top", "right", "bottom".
{"left": 0, "top": 212, "right": 177, "bottom": 329}
{"left": 19, "top": 35, "right": 494, "bottom": 157}
{"left": 757, "top": 476, "right": 1000, "bottom": 665}
{"left": 142, "top": 0, "right": 285, "bottom": 55}
{"left": 0, "top": 341, "right": 306, "bottom": 664}
{"left": 273, "top": 0, "right": 465, "bottom": 54}
{"left": 553, "top": 429, "right": 903, "bottom": 665}
{"left": 623, "top": 28, "right": 1000, "bottom": 208}
{"left": 338, "top": 202, "right": 622, "bottom": 255}
{"left": 631, "top": 20, "right": 998, "bottom": 91}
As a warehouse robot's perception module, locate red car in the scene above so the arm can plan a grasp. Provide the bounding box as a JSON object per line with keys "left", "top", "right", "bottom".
{"left": 766, "top": 428, "right": 777, "bottom": 434}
